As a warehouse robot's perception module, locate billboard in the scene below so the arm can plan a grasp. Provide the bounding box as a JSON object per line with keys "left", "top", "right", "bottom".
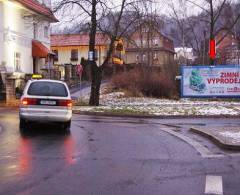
{"left": 181, "top": 65, "right": 240, "bottom": 98}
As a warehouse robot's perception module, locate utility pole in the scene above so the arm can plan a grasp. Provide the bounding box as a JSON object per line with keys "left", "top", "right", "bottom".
{"left": 238, "top": 43, "right": 240, "bottom": 65}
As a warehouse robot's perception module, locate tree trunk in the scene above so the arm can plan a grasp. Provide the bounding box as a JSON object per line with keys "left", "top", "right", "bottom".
{"left": 88, "top": 0, "right": 101, "bottom": 106}
{"left": 89, "top": 62, "right": 102, "bottom": 106}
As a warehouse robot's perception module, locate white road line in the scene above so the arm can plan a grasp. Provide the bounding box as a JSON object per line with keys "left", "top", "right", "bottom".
{"left": 205, "top": 175, "right": 223, "bottom": 195}
{"left": 160, "top": 127, "right": 224, "bottom": 158}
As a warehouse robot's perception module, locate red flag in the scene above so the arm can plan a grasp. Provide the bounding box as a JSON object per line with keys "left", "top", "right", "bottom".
{"left": 209, "top": 39, "right": 216, "bottom": 59}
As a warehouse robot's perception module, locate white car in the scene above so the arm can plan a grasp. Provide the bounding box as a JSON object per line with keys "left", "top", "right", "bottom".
{"left": 19, "top": 79, "right": 72, "bottom": 130}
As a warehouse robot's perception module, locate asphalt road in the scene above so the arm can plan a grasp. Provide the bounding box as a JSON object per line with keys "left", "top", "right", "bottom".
{"left": 0, "top": 108, "right": 240, "bottom": 195}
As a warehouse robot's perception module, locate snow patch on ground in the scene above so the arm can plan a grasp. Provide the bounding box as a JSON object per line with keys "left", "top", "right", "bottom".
{"left": 219, "top": 131, "right": 240, "bottom": 143}
{"left": 100, "top": 92, "right": 125, "bottom": 99}
{"left": 76, "top": 91, "right": 240, "bottom": 116}
{"left": 197, "top": 106, "right": 239, "bottom": 115}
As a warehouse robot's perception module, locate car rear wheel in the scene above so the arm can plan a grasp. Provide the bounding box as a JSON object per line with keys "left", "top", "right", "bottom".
{"left": 20, "top": 118, "right": 27, "bottom": 128}
{"left": 19, "top": 118, "right": 29, "bottom": 134}
{"left": 62, "top": 120, "right": 71, "bottom": 131}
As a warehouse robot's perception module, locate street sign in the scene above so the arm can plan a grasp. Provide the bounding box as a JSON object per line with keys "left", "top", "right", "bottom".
{"left": 209, "top": 39, "right": 216, "bottom": 59}
{"left": 76, "top": 64, "right": 83, "bottom": 76}
{"left": 88, "top": 51, "right": 94, "bottom": 61}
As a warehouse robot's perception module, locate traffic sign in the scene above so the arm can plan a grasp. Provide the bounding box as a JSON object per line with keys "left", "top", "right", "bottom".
{"left": 76, "top": 64, "right": 83, "bottom": 76}
{"left": 88, "top": 51, "right": 94, "bottom": 61}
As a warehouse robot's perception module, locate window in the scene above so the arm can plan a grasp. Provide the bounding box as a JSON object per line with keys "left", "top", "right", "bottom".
{"left": 27, "top": 81, "right": 68, "bottom": 97}
{"left": 142, "top": 40, "right": 146, "bottom": 46}
{"left": 44, "top": 26, "right": 49, "bottom": 38}
{"left": 153, "top": 38, "right": 158, "bottom": 46}
{"left": 14, "top": 52, "right": 21, "bottom": 71}
{"left": 53, "top": 50, "right": 58, "bottom": 61}
{"left": 33, "top": 23, "right": 38, "bottom": 39}
{"left": 143, "top": 54, "right": 146, "bottom": 62}
{"left": 136, "top": 39, "right": 141, "bottom": 47}
{"left": 153, "top": 52, "right": 158, "bottom": 60}
{"left": 142, "top": 27, "right": 149, "bottom": 33}
{"left": 71, "top": 49, "right": 78, "bottom": 61}
{"left": 136, "top": 55, "right": 139, "bottom": 63}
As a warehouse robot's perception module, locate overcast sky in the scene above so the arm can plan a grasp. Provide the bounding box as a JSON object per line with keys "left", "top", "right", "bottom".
{"left": 51, "top": 0, "right": 237, "bottom": 32}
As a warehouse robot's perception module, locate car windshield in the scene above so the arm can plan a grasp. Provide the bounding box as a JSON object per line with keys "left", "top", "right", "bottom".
{"left": 27, "top": 81, "right": 68, "bottom": 97}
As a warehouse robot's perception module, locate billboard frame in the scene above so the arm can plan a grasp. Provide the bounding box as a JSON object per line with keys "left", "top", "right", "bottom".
{"left": 181, "top": 65, "right": 240, "bottom": 98}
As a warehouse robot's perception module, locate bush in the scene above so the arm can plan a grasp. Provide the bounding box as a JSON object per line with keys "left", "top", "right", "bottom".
{"left": 111, "top": 69, "right": 142, "bottom": 96}
{"left": 110, "top": 67, "right": 178, "bottom": 99}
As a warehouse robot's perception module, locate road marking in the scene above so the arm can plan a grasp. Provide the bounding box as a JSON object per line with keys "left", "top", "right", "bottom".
{"left": 205, "top": 175, "right": 223, "bottom": 195}
{"left": 160, "top": 127, "right": 224, "bottom": 158}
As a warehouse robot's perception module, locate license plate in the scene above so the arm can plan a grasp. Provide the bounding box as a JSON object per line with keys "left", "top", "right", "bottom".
{"left": 40, "top": 100, "right": 56, "bottom": 105}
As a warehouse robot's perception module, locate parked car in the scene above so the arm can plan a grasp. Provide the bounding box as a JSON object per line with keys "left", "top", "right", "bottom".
{"left": 19, "top": 79, "right": 72, "bottom": 130}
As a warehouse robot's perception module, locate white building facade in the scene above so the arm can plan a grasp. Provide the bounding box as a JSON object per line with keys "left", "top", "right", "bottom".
{"left": 0, "top": 0, "right": 57, "bottom": 90}
{"left": 174, "top": 47, "right": 196, "bottom": 65}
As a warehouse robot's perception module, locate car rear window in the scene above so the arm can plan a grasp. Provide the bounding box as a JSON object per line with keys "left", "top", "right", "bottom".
{"left": 27, "top": 81, "right": 68, "bottom": 97}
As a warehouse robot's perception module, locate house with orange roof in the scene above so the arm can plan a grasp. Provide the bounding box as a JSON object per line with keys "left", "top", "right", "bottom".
{"left": 50, "top": 22, "right": 175, "bottom": 82}
{"left": 50, "top": 33, "right": 109, "bottom": 80}
{"left": 0, "top": 0, "right": 58, "bottom": 99}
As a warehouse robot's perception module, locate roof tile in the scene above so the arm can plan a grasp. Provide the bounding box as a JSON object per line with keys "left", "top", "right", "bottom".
{"left": 51, "top": 34, "right": 109, "bottom": 46}
{"left": 16, "top": 0, "right": 58, "bottom": 22}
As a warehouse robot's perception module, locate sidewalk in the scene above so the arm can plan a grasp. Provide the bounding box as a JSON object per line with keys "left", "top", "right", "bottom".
{"left": 70, "top": 81, "right": 90, "bottom": 93}
{"left": 71, "top": 82, "right": 108, "bottom": 100}
{"left": 71, "top": 85, "right": 91, "bottom": 100}
{"left": 0, "top": 100, "right": 20, "bottom": 107}
{"left": 191, "top": 126, "right": 240, "bottom": 150}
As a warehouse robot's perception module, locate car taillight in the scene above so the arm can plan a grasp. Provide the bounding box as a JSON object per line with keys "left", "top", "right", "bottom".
{"left": 21, "top": 98, "right": 37, "bottom": 105}
{"left": 59, "top": 99, "right": 72, "bottom": 109}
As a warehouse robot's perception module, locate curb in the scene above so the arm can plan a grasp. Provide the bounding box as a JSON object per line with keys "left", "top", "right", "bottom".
{"left": 73, "top": 110, "right": 240, "bottom": 119}
{"left": 190, "top": 127, "right": 240, "bottom": 150}
{"left": 161, "top": 127, "right": 224, "bottom": 158}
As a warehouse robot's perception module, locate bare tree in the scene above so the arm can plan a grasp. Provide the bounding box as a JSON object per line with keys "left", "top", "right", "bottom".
{"left": 186, "top": 0, "right": 240, "bottom": 65}
{"left": 115, "top": 1, "right": 164, "bottom": 67}
{"left": 54, "top": 0, "right": 103, "bottom": 105}
{"left": 89, "top": 0, "right": 148, "bottom": 106}
{"left": 54, "top": 0, "right": 149, "bottom": 106}
{"left": 168, "top": 0, "right": 240, "bottom": 65}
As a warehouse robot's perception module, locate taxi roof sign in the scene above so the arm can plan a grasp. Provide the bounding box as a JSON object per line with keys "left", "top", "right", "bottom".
{"left": 32, "top": 74, "right": 42, "bottom": 79}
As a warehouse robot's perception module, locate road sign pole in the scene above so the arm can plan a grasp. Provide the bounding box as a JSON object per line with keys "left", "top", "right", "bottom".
{"left": 79, "top": 74, "right": 82, "bottom": 99}
{"left": 76, "top": 64, "right": 83, "bottom": 100}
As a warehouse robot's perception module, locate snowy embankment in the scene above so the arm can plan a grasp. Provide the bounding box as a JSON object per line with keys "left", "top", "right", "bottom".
{"left": 74, "top": 90, "right": 240, "bottom": 116}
